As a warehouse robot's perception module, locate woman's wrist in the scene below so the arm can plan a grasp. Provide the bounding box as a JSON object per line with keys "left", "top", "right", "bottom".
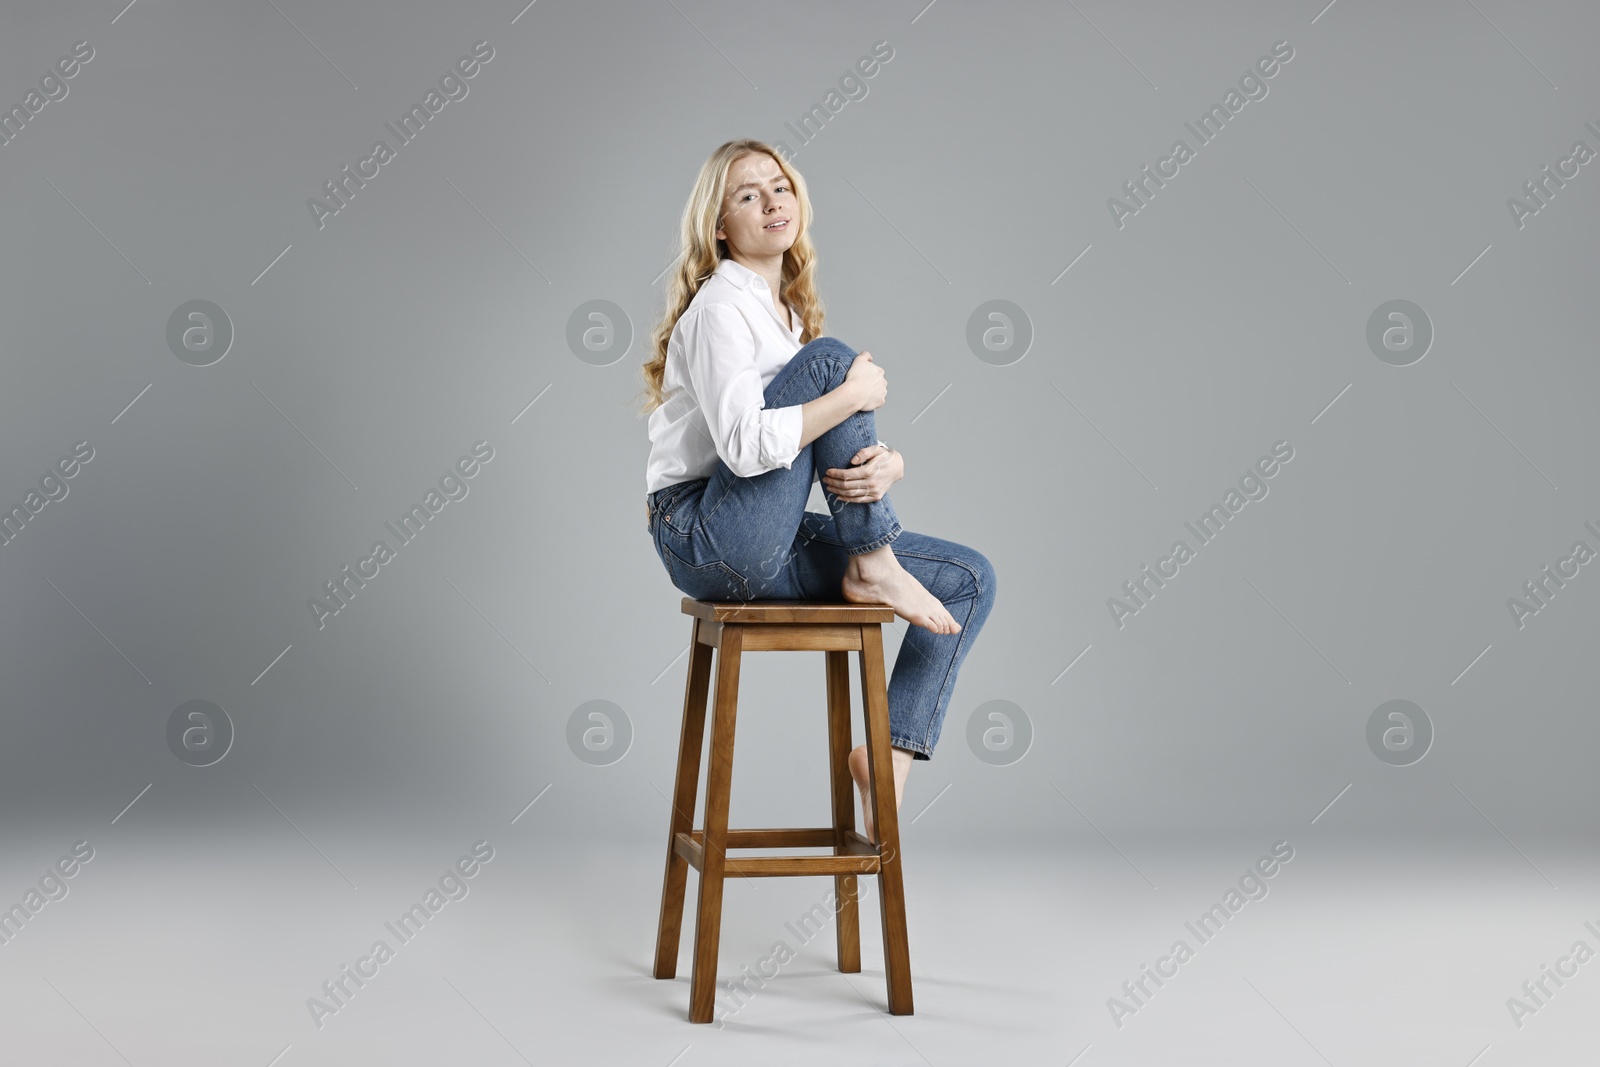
{"left": 842, "top": 380, "right": 868, "bottom": 413}
{"left": 802, "top": 384, "right": 869, "bottom": 450}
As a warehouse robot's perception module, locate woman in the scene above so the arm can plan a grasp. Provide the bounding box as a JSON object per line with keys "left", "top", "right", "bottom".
{"left": 638, "top": 138, "right": 997, "bottom": 842}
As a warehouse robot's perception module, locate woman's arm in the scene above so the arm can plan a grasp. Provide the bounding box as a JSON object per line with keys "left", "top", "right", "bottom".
{"left": 802, "top": 346, "right": 883, "bottom": 448}
{"left": 679, "top": 304, "right": 808, "bottom": 477}
{"left": 797, "top": 382, "right": 865, "bottom": 450}
{"left": 679, "top": 303, "right": 868, "bottom": 476}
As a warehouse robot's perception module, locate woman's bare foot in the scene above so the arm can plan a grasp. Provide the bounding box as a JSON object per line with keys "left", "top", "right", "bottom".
{"left": 842, "top": 546, "right": 960, "bottom": 635}
{"left": 847, "top": 743, "right": 914, "bottom": 845}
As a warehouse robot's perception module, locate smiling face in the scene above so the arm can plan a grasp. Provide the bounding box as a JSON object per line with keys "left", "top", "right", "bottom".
{"left": 714, "top": 152, "right": 797, "bottom": 261}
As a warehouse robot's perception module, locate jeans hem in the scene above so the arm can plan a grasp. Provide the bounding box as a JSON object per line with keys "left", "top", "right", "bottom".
{"left": 891, "top": 736, "right": 932, "bottom": 761}
{"left": 845, "top": 521, "right": 903, "bottom": 556}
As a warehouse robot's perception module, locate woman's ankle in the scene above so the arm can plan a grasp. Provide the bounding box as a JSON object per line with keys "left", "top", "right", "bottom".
{"left": 846, "top": 544, "right": 896, "bottom": 575}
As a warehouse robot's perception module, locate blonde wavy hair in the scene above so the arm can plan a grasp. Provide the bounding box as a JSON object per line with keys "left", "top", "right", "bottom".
{"left": 636, "top": 139, "right": 825, "bottom": 415}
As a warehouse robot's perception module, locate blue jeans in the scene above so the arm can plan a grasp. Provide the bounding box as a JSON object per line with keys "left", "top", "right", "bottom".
{"left": 646, "top": 336, "right": 998, "bottom": 761}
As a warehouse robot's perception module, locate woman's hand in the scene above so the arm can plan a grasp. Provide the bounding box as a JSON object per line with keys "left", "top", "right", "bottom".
{"left": 845, "top": 352, "right": 886, "bottom": 412}
{"left": 822, "top": 444, "right": 902, "bottom": 504}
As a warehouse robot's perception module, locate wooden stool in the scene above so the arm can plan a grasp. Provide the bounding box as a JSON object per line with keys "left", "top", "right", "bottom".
{"left": 652, "top": 597, "right": 913, "bottom": 1023}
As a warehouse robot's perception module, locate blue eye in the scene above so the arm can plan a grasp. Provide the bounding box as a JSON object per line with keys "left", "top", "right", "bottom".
{"left": 742, "top": 185, "right": 789, "bottom": 201}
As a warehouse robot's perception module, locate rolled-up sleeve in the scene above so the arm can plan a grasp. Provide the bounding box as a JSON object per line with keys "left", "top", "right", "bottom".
{"left": 678, "top": 303, "right": 804, "bottom": 478}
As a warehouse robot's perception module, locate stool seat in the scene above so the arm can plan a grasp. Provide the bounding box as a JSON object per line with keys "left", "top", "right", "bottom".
{"left": 653, "top": 596, "right": 914, "bottom": 1023}
{"left": 682, "top": 598, "right": 895, "bottom": 623}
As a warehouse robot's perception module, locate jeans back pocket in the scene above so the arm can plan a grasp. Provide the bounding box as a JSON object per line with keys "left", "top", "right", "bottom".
{"left": 658, "top": 539, "right": 750, "bottom": 602}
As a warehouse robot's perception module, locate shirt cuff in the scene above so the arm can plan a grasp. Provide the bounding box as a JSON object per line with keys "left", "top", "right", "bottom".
{"left": 760, "top": 404, "right": 805, "bottom": 471}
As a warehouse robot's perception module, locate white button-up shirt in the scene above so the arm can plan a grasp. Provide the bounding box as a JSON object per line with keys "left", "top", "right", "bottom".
{"left": 644, "top": 257, "right": 807, "bottom": 496}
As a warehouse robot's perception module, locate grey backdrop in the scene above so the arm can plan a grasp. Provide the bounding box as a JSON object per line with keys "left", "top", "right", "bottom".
{"left": 4, "top": 0, "right": 1599, "bottom": 1062}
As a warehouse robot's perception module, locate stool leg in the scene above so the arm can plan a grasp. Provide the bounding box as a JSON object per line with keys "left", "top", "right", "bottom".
{"left": 824, "top": 649, "right": 861, "bottom": 974}
{"left": 689, "top": 624, "right": 744, "bottom": 1023}
{"left": 859, "top": 623, "right": 914, "bottom": 1015}
{"left": 654, "top": 616, "right": 715, "bottom": 980}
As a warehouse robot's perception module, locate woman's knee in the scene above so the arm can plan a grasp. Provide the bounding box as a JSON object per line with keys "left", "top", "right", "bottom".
{"left": 915, "top": 542, "right": 996, "bottom": 607}
{"left": 767, "top": 336, "right": 860, "bottom": 406}
{"left": 794, "top": 336, "right": 859, "bottom": 379}
{"left": 939, "top": 546, "right": 996, "bottom": 611}
{"left": 966, "top": 548, "right": 997, "bottom": 606}
{"left": 799, "top": 335, "right": 857, "bottom": 359}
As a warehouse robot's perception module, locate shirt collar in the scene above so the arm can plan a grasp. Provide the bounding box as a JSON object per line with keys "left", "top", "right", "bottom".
{"left": 714, "top": 256, "right": 799, "bottom": 336}
{"left": 715, "top": 256, "right": 772, "bottom": 292}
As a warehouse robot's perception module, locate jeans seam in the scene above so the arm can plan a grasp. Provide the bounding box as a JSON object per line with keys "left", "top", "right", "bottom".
{"left": 700, "top": 481, "right": 729, "bottom": 530}
{"left": 916, "top": 578, "right": 983, "bottom": 755}
{"left": 664, "top": 481, "right": 704, "bottom": 535}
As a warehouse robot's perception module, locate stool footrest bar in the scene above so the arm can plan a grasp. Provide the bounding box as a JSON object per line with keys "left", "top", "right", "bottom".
{"left": 674, "top": 829, "right": 883, "bottom": 877}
